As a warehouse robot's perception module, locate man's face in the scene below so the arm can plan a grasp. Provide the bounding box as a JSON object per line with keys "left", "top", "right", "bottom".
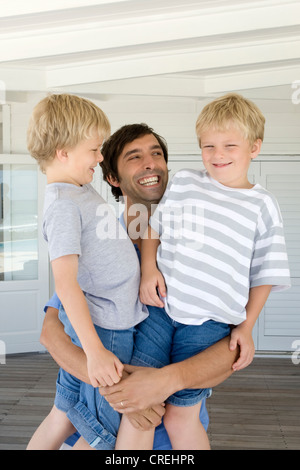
{"left": 111, "top": 133, "right": 168, "bottom": 207}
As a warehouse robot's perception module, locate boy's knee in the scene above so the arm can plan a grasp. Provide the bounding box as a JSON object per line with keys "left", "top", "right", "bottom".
{"left": 163, "top": 405, "right": 184, "bottom": 434}
{"left": 49, "top": 406, "right": 75, "bottom": 432}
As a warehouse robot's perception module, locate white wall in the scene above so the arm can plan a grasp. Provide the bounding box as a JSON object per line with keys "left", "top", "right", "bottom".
{"left": 4, "top": 89, "right": 300, "bottom": 158}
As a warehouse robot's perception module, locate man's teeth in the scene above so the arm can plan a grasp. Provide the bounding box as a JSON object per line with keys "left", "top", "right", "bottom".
{"left": 139, "top": 176, "right": 159, "bottom": 186}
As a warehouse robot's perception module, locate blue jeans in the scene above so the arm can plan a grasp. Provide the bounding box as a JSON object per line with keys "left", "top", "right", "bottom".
{"left": 55, "top": 306, "right": 135, "bottom": 450}
{"left": 56, "top": 306, "right": 213, "bottom": 449}
{"left": 132, "top": 306, "right": 231, "bottom": 406}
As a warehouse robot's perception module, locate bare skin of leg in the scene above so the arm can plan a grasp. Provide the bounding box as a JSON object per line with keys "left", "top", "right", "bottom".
{"left": 72, "top": 436, "right": 96, "bottom": 450}
{"left": 163, "top": 401, "right": 210, "bottom": 450}
{"left": 27, "top": 405, "right": 76, "bottom": 450}
{"left": 115, "top": 414, "right": 155, "bottom": 450}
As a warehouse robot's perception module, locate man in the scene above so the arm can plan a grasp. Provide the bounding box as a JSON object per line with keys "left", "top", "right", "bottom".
{"left": 41, "top": 123, "right": 239, "bottom": 449}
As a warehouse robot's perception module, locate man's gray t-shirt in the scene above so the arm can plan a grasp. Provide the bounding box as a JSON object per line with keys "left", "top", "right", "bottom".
{"left": 43, "top": 183, "right": 148, "bottom": 330}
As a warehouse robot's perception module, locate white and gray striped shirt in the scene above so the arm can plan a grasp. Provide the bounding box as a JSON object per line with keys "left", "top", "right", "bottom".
{"left": 150, "top": 169, "right": 291, "bottom": 326}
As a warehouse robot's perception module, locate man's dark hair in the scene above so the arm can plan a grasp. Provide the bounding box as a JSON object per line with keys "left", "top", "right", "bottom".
{"left": 100, "top": 123, "right": 168, "bottom": 201}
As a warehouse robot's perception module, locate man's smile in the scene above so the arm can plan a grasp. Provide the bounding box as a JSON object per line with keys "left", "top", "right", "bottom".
{"left": 138, "top": 175, "right": 160, "bottom": 186}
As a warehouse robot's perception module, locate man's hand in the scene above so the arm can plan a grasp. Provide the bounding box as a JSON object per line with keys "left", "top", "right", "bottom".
{"left": 125, "top": 405, "right": 165, "bottom": 431}
{"left": 99, "top": 365, "right": 171, "bottom": 413}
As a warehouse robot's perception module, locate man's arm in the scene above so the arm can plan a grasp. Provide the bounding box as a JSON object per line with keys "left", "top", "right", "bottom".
{"left": 40, "top": 306, "right": 90, "bottom": 383}
{"left": 100, "top": 335, "right": 240, "bottom": 413}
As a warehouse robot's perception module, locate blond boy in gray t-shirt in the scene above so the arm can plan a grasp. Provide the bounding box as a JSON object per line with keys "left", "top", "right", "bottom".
{"left": 26, "top": 94, "right": 147, "bottom": 450}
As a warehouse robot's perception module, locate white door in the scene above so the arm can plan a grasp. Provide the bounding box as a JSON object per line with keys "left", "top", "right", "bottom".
{"left": 0, "top": 156, "right": 49, "bottom": 354}
{"left": 256, "top": 161, "right": 300, "bottom": 351}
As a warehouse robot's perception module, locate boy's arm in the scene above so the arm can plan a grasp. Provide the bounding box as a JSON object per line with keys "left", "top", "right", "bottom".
{"left": 230, "top": 284, "right": 272, "bottom": 371}
{"left": 139, "top": 226, "right": 166, "bottom": 307}
{"left": 52, "top": 254, "right": 123, "bottom": 387}
{"left": 40, "top": 307, "right": 165, "bottom": 430}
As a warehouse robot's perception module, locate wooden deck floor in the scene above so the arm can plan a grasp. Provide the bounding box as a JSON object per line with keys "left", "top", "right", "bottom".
{"left": 0, "top": 353, "right": 299, "bottom": 450}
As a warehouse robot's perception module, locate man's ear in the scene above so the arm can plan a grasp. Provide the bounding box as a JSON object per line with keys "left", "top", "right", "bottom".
{"left": 106, "top": 174, "right": 120, "bottom": 188}
{"left": 250, "top": 139, "right": 262, "bottom": 160}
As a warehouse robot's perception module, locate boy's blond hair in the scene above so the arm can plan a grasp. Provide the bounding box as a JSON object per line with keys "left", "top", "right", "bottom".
{"left": 27, "top": 93, "right": 111, "bottom": 172}
{"left": 196, "top": 93, "right": 265, "bottom": 146}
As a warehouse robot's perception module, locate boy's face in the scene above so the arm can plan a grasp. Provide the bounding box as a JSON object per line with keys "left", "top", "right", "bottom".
{"left": 62, "top": 130, "right": 104, "bottom": 186}
{"left": 200, "top": 126, "right": 262, "bottom": 189}
{"left": 109, "top": 133, "right": 168, "bottom": 208}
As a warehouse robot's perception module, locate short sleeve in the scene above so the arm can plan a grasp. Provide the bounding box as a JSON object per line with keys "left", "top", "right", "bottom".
{"left": 149, "top": 173, "right": 176, "bottom": 235}
{"left": 43, "top": 199, "right": 82, "bottom": 261}
{"left": 250, "top": 223, "right": 291, "bottom": 292}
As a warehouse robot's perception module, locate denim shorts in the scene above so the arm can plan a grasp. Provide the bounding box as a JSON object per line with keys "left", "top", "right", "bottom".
{"left": 131, "top": 306, "right": 231, "bottom": 407}
{"left": 55, "top": 305, "right": 135, "bottom": 450}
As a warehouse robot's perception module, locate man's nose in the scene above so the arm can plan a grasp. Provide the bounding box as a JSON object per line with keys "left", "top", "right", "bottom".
{"left": 143, "top": 154, "right": 155, "bottom": 169}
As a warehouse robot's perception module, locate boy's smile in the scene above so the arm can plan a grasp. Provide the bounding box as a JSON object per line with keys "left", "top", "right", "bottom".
{"left": 63, "top": 131, "right": 104, "bottom": 186}
{"left": 200, "top": 126, "right": 262, "bottom": 189}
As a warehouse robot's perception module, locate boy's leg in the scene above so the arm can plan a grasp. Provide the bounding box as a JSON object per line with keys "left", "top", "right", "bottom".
{"left": 72, "top": 436, "right": 95, "bottom": 450}
{"left": 27, "top": 405, "right": 76, "bottom": 450}
{"left": 115, "top": 414, "right": 155, "bottom": 450}
{"left": 163, "top": 402, "right": 210, "bottom": 450}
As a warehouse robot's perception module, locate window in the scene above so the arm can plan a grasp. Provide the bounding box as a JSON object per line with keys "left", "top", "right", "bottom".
{"left": 0, "top": 164, "right": 38, "bottom": 281}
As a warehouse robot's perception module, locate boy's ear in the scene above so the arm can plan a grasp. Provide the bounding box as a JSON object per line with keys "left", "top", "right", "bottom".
{"left": 106, "top": 174, "right": 120, "bottom": 188}
{"left": 250, "top": 139, "right": 262, "bottom": 160}
{"left": 55, "top": 148, "right": 69, "bottom": 162}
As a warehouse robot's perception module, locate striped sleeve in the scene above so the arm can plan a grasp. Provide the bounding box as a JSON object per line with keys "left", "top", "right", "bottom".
{"left": 250, "top": 194, "right": 291, "bottom": 292}
{"left": 250, "top": 223, "right": 291, "bottom": 291}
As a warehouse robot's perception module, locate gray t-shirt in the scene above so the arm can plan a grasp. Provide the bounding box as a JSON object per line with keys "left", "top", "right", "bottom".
{"left": 43, "top": 182, "right": 148, "bottom": 330}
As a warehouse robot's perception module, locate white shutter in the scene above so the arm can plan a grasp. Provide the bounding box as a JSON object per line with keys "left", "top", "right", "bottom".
{"left": 257, "top": 162, "right": 300, "bottom": 351}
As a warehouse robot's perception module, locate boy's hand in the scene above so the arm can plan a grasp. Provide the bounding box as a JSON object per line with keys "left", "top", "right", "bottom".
{"left": 229, "top": 323, "right": 255, "bottom": 372}
{"left": 139, "top": 267, "right": 166, "bottom": 308}
{"left": 87, "top": 347, "right": 124, "bottom": 388}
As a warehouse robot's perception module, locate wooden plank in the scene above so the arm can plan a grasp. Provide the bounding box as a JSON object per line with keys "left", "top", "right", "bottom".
{"left": 0, "top": 353, "right": 299, "bottom": 450}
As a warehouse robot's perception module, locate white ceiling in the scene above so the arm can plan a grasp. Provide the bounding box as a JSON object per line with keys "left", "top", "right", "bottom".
{"left": 0, "top": 0, "right": 300, "bottom": 102}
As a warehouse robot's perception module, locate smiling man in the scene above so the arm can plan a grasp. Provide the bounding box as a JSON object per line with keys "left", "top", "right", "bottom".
{"left": 41, "top": 123, "right": 239, "bottom": 450}
{"left": 102, "top": 125, "right": 169, "bottom": 251}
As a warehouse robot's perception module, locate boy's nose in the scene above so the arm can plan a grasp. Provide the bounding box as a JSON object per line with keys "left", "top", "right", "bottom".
{"left": 97, "top": 150, "right": 104, "bottom": 163}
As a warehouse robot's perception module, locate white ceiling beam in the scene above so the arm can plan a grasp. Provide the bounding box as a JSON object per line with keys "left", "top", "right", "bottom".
{"left": 0, "top": 67, "right": 45, "bottom": 91}
{"left": 61, "top": 76, "right": 207, "bottom": 98}
{"left": 1, "top": 2, "right": 300, "bottom": 62}
{"left": 0, "top": 0, "right": 131, "bottom": 18}
{"left": 205, "top": 64, "right": 300, "bottom": 94}
{"left": 46, "top": 36, "right": 300, "bottom": 87}
{"left": 54, "top": 64, "right": 300, "bottom": 98}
